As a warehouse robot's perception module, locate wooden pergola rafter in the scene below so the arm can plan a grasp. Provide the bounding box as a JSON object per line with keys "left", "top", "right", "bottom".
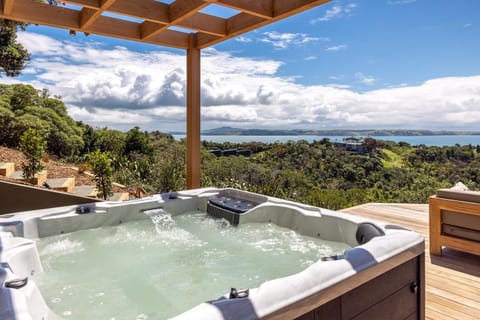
{"left": 0, "top": 0, "right": 331, "bottom": 189}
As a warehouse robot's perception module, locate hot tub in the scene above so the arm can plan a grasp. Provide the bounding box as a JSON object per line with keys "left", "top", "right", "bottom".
{"left": 0, "top": 188, "right": 424, "bottom": 320}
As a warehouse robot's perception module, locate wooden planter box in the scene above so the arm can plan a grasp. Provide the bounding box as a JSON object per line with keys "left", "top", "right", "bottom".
{"left": 0, "top": 162, "right": 15, "bottom": 178}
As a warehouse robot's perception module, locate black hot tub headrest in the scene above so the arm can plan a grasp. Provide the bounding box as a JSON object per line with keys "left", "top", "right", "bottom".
{"left": 356, "top": 222, "right": 385, "bottom": 245}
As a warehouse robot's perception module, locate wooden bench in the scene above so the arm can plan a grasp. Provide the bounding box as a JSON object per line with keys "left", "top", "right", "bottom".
{"left": 429, "top": 189, "right": 480, "bottom": 256}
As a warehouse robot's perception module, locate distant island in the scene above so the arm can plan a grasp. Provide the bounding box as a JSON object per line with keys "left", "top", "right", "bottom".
{"left": 194, "top": 127, "right": 480, "bottom": 136}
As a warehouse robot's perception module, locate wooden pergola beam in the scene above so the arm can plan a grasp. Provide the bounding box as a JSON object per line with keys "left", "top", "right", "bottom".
{"left": 219, "top": 0, "right": 273, "bottom": 19}
{"left": 147, "top": 28, "right": 190, "bottom": 48}
{"left": 141, "top": 0, "right": 213, "bottom": 41}
{"left": 178, "top": 12, "right": 226, "bottom": 37}
{"left": 66, "top": 0, "right": 100, "bottom": 10}
{"left": 198, "top": 0, "right": 331, "bottom": 48}
{"left": 140, "top": 21, "right": 167, "bottom": 40}
{"left": 2, "top": 0, "right": 15, "bottom": 15}
{"left": 85, "top": 15, "right": 140, "bottom": 40}
{"left": 1, "top": 0, "right": 331, "bottom": 49}
{"left": 109, "top": 0, "right": 169, "bottom": 24}
{"left": 5, "top": 0, "right": 80, "bottom": 30}
{"left": 274, "top": 0, "right": 330, "bottom": 16}
{"left": 169, "top": 0, "right": 211, "bottom": 24}
{"left": 0, "top": 0, "right": 192, "bottom": 49}
{"left": 79, "top": 8, "right": 97, "bottom": 28}
{"left": 80, "top": 0, "right": 116, "bottom": 29}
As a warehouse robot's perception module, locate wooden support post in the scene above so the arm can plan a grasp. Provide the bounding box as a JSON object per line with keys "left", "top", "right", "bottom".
{"left": 428, "top": 196, "right": 442, "bottom": 256}
{"left": 186, "top": 35, "right": 201, "bottom": 189}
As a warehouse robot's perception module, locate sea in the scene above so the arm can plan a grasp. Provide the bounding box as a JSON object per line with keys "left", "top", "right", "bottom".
{"left": 172, "top": 135, "right": 480, "bottom": 147}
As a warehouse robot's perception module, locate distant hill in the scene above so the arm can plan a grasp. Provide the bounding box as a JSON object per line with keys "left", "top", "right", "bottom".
{"left": 200, "top": 127, "right": 480, "bottom": 136}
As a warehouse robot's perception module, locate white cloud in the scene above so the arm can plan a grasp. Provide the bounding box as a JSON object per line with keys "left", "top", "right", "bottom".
{"left": 311, "top": 3, "right": 358, "bottom": 24}
{"left": 16, "top": 32, "right": 64, "bottom": 55}
{"left": 68, "top": 105, "right": 152, "bottom": 124}
{"left": 305, "top": 56, "right": 317, "bottom": 61}
{"left": 236, "top": 36, "right": 252, "bottom": 43}
{"left": 326, "top": 84, "right": 351, "bottom": 89}
{"left": 318, "top": 5, "right": 342, "bottom": 21}
{"left": 355, "top": 72, "right": 377, "bottom": 85}
{"left": 325, "top": 44, "right": 348, "bottom": 51}
{"left": 13, "top": 32, "right": 480, "bottom": 131}
{"left": 260, "top": 31, "right": 321, "bottom": 49}
{"left": 388, "top": 0, "right": 416, "bottom": 4}
{"left": 329, "top": 75, "right": 345, "bottom": 81}
{"left": 463, "top": 23, "right": 472, "bottom": 28}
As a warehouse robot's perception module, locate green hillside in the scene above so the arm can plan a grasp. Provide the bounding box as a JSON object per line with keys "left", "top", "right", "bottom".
{"left": 2, "top": 83, "right": 480, "bottom": 210}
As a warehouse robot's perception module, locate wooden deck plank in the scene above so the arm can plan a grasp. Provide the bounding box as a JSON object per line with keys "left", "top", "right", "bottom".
{"left": 340, "top": 203, "right": 480, "bottom": 320}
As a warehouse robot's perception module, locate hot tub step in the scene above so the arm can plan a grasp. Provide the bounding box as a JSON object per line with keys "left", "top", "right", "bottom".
{"left": 11, "top": 170, "right": 48, "bottom": 186}
{"left": 108, "top": 192, "right": 129, "bottom": 201}
{"left": 44, "top": 177, "right": 75, "bottom": 192}
{"left": 72, "top": 185, "right": 98, "bottom": 198}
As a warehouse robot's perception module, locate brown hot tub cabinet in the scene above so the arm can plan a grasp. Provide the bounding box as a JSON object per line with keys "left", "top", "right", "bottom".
{"left": 291, "top": 247, "right": 424, "bottom": 320}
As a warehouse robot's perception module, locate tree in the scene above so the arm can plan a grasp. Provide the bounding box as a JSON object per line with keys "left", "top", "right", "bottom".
{"left": 125, "top": 126, "right": 153, "bottom": 156}
{"left": 0, "top": 20, "right": 30, "bottom": 77}
{"left": 0, "top": 106, "right": 14, "bottom": 146}
{"left": 362, "top": 137, "right": 382, "bottom": 152}
{"left": 81, "top": 124, "right": 100, "bottom": 154}
{"left": 9, "top": 84, "right": 39, "bottom": 112}
{"left": 19, "top": 128, "right": 46, "bottom": 185}
{"left": 0, "top": 84, "right": 85, "bottom": 154}
{"left": 97, "top": 129, "right": 126, "bottom": 156}
{"left": 87, "top": 150, "right": 114, "bottom": 200}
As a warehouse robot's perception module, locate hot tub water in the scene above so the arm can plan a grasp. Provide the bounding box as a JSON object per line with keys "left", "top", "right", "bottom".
{"left": 34, "top": 210, "right": 351, "bottom": 320}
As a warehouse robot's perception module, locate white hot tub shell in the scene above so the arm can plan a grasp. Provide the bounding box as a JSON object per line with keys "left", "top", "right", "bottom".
{"left": 0, "top": 188, "right": 425, "bottom": 320}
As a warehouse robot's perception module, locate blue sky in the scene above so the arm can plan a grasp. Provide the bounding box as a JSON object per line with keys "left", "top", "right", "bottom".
{"left": 5, "top": 0, "right": 480, "bottom": 132}
{"left": 218, "top": 0, "right": 480, "bottom": 89}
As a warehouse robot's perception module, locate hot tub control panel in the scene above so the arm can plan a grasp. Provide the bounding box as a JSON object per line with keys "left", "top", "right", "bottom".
{"left": 208, "top": 195, "right": 259, "bottom": 213}
{"left": 207, "top": 193, "right": 263, "bottom": 225}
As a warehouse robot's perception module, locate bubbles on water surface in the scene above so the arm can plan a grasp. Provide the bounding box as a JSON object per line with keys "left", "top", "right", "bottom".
{"left": 146, "top": 210, "right": 205, "bottom": 247}
{"left": 40, "top": 238, "right": 84, "bottom": 257}
{"left": 214, "top": 218, "right": 230, "bottom": 228}
{"left": 51, "top": 297, "right": 61, "bottom": 304}
{"left": 150, "top": 211, "right": 176, "bottom": 232}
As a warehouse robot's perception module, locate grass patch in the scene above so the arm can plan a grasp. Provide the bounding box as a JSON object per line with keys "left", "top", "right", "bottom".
{"left": 381, "top": 149, "right": 404, "bottom": 168}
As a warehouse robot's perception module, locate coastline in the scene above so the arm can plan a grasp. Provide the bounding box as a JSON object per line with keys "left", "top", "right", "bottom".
{"left": 172, "top": 134, "right": 480, "bottom": 146}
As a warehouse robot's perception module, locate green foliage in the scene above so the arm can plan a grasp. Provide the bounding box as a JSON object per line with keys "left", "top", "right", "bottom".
{"left": 3, "top": 81, "right": 480, "bottom": 209}
{"left": 81, "top": 124, "right": 100, "bottom": 155}
{"left": 125, "top": 126, "right": 153, "bottom": 157}
{"left": 200, "top": 139, "right": 480, "bottom": 209}
{"left": 87, "top": 150, "right": 113, "bottom": 200}
{"left": 112, "top": 134, "right": 185, "bottom": 193}
{"left": 0, "top": 106, "right": 14, "bottom": 145}
{"left": 19, "top": 128, "right": 46, "bottom": 184}
{"left": 0, "top": 84, "right": 84, "bottom": 156}
{"left": 380, "top": 149, "right": 404, "bottom": 168}
{"left": 96, "top": 129, "right": 126, "bottom": 156}
{"left": 0, "top": 20, "right": 30, "bottom": 77}
{"left": 10, "top": 84, "right": 39, "bottom": 111}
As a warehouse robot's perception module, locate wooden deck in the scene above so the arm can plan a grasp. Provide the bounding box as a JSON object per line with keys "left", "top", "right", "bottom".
{"left": 340, "top": 203, "right": 480, "bottom": 320}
